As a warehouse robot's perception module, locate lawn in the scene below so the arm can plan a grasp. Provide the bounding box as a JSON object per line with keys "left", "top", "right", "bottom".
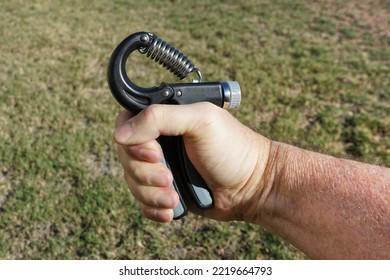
{"left": 0, "top": 0, "right": 388, "bottom": 259}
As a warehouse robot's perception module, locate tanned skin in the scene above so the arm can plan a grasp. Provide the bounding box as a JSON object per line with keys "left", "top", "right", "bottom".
{"left": 113, "top": 103, "right": 390, "bottom": 259}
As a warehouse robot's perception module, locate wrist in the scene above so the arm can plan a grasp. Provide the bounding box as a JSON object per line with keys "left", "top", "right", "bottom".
{"left": 235, "top": 134, "right": 275, "bottom": 223}
{"left": 240, "top": 140, "right": 292, "bottom": 225}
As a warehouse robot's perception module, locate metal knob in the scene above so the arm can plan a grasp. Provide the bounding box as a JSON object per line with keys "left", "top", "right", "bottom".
{"left": 221, "top": 81, "right": 241, "bottom": 109}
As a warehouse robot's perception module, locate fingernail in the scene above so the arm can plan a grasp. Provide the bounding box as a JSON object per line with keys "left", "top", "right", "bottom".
{"left": 114, "top": 123, "right": 133, "bottom": 142}
{"left": 156, "top": 192, "right": 175, "bottom": 208}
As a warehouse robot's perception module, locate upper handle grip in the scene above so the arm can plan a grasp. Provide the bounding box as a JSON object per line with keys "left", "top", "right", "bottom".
{"left": 107, "top": 32, "right": 170, "bottom": 113}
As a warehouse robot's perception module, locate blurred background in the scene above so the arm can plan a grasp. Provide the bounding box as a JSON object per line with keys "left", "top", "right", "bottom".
{"left": 0, "top": 0, "right": 388, "bottom": 259}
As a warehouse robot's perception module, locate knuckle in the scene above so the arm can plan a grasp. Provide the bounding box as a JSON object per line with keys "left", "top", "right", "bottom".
{"left": 198, "top": 101, "right": 216, "bottom": 111}
{"left": 196, "top": 103, "right": 224, "bottom": 128}
{"left": 131, "top": 166, "right": 150, "bottom": 185}
{"left": 143, "top": 105, "right": 159, "bottom": 125}
{"left": 125, "top": 158, "right": 149, "bottom": 185}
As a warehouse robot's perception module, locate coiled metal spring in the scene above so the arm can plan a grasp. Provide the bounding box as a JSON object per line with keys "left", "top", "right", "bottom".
{"left": 140, "top": 34, "right": 202, "bottom": 81}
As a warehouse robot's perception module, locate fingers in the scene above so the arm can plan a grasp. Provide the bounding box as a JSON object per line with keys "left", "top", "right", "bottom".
{"left": 122, "top": 142, "right": 162, "bottom": 163}
{"left": 119, "top": 152, "right": 171, "bottom": 187}
{"left": 123, "top": 168, "right": 179, "bottom": 222}
{"left": 115, "top": 109, "right": 180, "bottom": 222}
{"left": 118, "top": 142, "right": 179, "bottom": 219}
{"left": 113, "top": 104, "right": 220, "bottom": 222}
{"left": 139, "top": 203, "right": 175, "bottom": 223}
{"left": 116, "top": 110, "right": 163, "bottom": 163}
{"left": 113, "top": 103, "right": 213, "bottom": 145}
{"left": 124, "top": 168, "right": 177, "bottom": 207}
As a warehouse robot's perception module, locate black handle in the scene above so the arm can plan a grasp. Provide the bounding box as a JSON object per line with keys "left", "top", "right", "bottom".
{"left": 158, "top": 137, "right": 188, "bottom": 219}
{"left": 158, "top": 136, "right": 213, "bottom": 219}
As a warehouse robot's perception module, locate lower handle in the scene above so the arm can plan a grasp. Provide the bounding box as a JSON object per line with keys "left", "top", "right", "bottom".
{"left": 159, "top": 139, "right": 187, "bottom": 219}
{"left": 159, "top": 136, "right": 213, "bottom": 217}
{"left": 176, "top": 137, "right": 213, "bottom": 209}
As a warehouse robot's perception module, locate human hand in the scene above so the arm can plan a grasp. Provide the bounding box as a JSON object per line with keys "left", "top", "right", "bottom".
{"left": 113, "top": 103, "right": 272, "bottom": 223}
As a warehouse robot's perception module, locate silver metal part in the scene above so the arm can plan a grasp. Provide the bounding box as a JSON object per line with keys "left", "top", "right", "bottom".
{"left": 141, "top": 34, "right": 195, "bottom": 80}
{"left": 221, "top": 81, "right": 241, "bottom": 109}
{"left": 192, "top": 68, "right": 202, "bottom": 83}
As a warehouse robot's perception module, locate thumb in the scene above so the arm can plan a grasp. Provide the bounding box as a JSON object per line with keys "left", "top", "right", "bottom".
{"left": 113, "top": 103, "right": 212, "bottom": 145}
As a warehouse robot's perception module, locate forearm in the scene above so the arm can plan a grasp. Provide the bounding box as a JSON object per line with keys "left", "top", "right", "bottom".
{"left": 254, "top": 141, "right": 390, "bottom": 259}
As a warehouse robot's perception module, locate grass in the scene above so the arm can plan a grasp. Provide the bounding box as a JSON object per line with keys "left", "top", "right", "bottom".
{"left": 0, "top": 0, "right": 388, "bottom": 259}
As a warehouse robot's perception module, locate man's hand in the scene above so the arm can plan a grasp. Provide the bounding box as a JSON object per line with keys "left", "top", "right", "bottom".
{"left": 113, "top": 103, "right": 271, "bottom": 223}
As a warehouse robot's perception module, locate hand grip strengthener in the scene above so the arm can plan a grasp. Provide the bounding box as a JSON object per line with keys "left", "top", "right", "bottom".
{"left": 107, "top": 31, "right": 241, "bottom": 219}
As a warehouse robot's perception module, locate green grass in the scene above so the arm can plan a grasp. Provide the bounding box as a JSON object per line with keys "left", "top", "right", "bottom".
{"left": 0, "top": 0, "right": 388, "bottom": 259}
